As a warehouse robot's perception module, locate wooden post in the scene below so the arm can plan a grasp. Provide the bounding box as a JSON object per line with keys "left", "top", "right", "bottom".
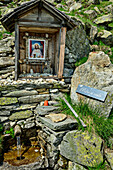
{"left": 58, "top": 27, "right": 66, "bottom": 79}
{"left": 63, "top": 97, "right": 87, "bottom": 128}
{"left": 15, "top": 22, "right": 19, "bottom": 80}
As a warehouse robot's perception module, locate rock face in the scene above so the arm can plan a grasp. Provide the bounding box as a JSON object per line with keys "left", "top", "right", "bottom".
{"left": 66, "top": 26, "right": 90, "bottom": 60}
{"left": 64, "top": 25, "right": 90, "bottom": 79}
{"left": 71, "top": 51, "right": 113, "bottom": 117}
{"left": 60, "top": 131, "right": 103, "bottom": 167}
{"left": 105, "top": 149, "right": 113, "bottom": 170}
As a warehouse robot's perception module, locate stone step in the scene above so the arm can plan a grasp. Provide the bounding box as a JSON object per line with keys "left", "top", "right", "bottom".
{"left": 38, "top": 116, "right": 78, "bottom": 131}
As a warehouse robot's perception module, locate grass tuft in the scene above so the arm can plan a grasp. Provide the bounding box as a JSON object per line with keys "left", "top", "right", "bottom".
{"left": 60, "top": 94, "right": 113, "bottom": 148}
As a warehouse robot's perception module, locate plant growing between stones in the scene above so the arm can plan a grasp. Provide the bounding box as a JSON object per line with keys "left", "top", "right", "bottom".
{"left": 5, "top": 127, "right": 14, "bottom": 138}
{"left": 75, "top": 56, "right": 88, "bottom": 67}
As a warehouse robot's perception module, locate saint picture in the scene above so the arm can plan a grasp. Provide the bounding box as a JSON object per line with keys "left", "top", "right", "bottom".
{"left": 28, "top": 39, "right": 45, "bottom": 59}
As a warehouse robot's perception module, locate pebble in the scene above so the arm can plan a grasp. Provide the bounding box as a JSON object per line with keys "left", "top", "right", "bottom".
{"left": 35, "top": 149, "right": 39, "bottom": 152}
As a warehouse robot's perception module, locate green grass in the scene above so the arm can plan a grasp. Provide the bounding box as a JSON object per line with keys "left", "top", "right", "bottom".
{"left": 88, "top": 162, "right": 107, "bottom": 170}
{"left": 0, "top": 124, "right": 3, "bottom": 133}
{"left": 75, "top": 57, "right": 88, "bottom": 67}
{"left": 60, "top": 95, "right": 113, "bottom": 147}
{"left": 108, "top": 23, "right": 113, "bottom": 28}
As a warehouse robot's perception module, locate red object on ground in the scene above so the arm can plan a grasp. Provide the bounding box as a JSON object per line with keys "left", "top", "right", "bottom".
{"left": 44, "top": 100, "right": 48, "bottom": 106}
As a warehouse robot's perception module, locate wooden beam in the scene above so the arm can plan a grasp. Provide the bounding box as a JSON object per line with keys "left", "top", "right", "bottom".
{"left": 58, "top": 27, "right": 66, "bottom": 79}
{"left": 15, "top": 22, "right": 19, "bottom": 81}
{"left": 18, "top": 21, "right": 61, "bottom": 28}
{"left": 19, "top": 26, "right": 59, "bottom": 33}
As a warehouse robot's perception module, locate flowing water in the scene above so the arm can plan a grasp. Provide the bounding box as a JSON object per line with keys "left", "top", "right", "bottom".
{"left": 4, "top": 137, "right": 41, "bottom": 166}
{"left": 17, "top": 136, "right": 21, "bottom": 160}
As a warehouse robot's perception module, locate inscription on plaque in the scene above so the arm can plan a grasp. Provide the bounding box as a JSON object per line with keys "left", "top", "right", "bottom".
{"left": 76, "top": 84, "right": 107, "bottom": 102}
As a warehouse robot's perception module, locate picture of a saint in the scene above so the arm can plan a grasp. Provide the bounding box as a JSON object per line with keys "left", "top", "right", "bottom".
{"left": 28, "top": 39, "right": 45, "bottom": 59}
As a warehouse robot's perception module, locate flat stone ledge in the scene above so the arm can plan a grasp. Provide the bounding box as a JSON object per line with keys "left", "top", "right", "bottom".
{"left": 38, "top": 116, "right": 78, "bottom": 131}
{"left": 35, "top": 106, "right": 61, "bottom": 116}
{"left": 9, "top": 110, "right": 33, "bottom": 121}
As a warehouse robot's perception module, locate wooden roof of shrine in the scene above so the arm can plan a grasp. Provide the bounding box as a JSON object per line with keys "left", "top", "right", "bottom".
{"left": 1, "top": 0, "right": 77, "bottom": 32}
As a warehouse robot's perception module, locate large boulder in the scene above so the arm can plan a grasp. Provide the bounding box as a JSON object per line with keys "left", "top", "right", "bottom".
{"left": 60, "top": 131, "right": 103, "bottom": 168}
{"left": 71, "top": 51, "right": 113, "bottom": 117}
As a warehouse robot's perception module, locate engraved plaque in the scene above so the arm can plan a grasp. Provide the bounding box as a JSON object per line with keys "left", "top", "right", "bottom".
{"left": 76, "top": 84, "right": 107, "bottom": 102}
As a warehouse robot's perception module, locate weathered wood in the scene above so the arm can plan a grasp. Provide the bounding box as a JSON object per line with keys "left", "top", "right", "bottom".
{"left": 22, "top": 64, "right": 26, "bottom": 74}
{"left": 19, "top": 26, "right": 58, "bottom": 33}
{"left": 20, "top": 49, "right": 25, "bottom": 60}
{"left": 63, "top": 97, "right": 87, "bottom": 128}
{"left": 51, "top": 34, "right": 55, "bottom": 74}
{"left": 43, "top": 3, "right": 64, "bottom": 22}
{"left": 26, "top": 64, "right": 30, "bottom": 73}
{"left": 55, "top": 31, "right": 60, "bottom": 75}
{"left": 58, "top": 27, "right": 66, "bottom": 78}
{"left": 19, "top": 22, "right": 61, "bottom": 28}
{"left": 15, "top": 22, "right": 19, "bottom": 80}
{"left": 1, "top": 0, "right": 76, "bottom": 33}
{"left": 19, "top": 76, "right": 58, "bottom": 80}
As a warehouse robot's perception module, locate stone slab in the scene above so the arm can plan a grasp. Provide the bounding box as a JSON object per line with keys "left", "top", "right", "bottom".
{"left": 39, "top": 116, "right": 78, "bottom": 131}
{"left": 18, "top": 94, "right": 50, "bottom": 104}
{"left": 9, "top": 110, "right": 33, "bottom": 121}
{"left": 0, "top": 116, "right": 8, "bottom": 122}
{"left": 45, "top": 113, "right": 67, "bottom": 123}
{"left": 0, "top": 110, "right": 10, "bottom": 116}
{"left": 13, "top": 104, "right": 37, "bottom": 111}
{"left": 42, "top": 125, "right": 68, "bottom": 138}
{"left": 35, "top": 106, "right": 61, "bottom": 116}
{"left": 0, "top": 97, "right": 18, "bottom": 106}
{"left": 5, "top": 90, "right": 38, "bottom": 97}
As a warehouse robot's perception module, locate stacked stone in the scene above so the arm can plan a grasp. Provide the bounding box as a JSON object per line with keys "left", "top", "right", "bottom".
{"left": 35, "top": 105, "right": 78, "bottom": 169}
{"left": 0, "top": 36, "right": 15, "bottom": 80}
{"left": 0, "top": 78, "right": 70, "bottom": 126}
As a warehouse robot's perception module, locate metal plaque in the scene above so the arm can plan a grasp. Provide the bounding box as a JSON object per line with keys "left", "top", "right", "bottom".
{"left": 76, "top": 84, "right": 107, "bottom": 102}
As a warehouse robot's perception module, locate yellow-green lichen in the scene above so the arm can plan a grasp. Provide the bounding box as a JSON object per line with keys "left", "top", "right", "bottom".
{"left": 73, "top": 132, "right": 103, "bottom": 167}
{"left": 9, "top": 110, "right": 33, "bottom": 121}
{"left": 0, "top": 97, "right": 18, "bottom": 106}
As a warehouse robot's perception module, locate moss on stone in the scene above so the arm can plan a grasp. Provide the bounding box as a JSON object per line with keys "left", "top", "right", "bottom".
{"left": 0, "top": 85, "right": 17, "bottom": 92}
{"left": 73, "top": 131, "right": 103, "bottom": 167}
{"left": 9, "top": 110, "right": 33, "bottom": 121}
{"left": 61, "top": 131, "right": 103, "bottom": 167}
{"left": 0, "top": 97, "right": 18, "bottom": 106}
{"left": 53, "top": 84, "right": 62, "bottom": 89}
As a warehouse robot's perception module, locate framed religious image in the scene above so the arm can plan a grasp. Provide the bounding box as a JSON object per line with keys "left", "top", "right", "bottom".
{"left": 28, "top": 39, "right": 45, "bottom": 60}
